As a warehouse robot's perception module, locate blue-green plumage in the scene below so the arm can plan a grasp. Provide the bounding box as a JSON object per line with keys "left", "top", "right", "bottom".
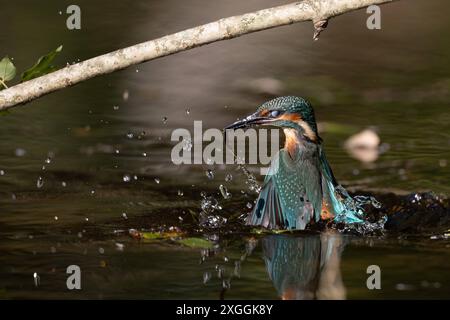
{"left": 252, "top": 147, "right": 322, "bottom": 229}
{"left": 261, "top": 233, "right": 346, "bottom": 299}
{"left": 225, "top": 96, "right": 364, "bottom": 230}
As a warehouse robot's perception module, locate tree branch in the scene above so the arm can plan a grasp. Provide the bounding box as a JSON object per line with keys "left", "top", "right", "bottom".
{"left": 0, "top": 0, "right": 395, "bottom": 111}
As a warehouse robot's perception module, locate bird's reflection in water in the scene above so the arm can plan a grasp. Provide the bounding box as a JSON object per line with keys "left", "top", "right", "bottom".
{"left": 260, "top": 232, "right": 346, "bottom": 300}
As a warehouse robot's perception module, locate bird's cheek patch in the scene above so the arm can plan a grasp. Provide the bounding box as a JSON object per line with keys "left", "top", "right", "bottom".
{"left": 278, "top": 114, "right": 318, "bottom": 142}
{"left": 298, "top": 121, "right": 318, "bottom": 142}
{"left": 277, "top": 114, "right": 302, "bottom": 122}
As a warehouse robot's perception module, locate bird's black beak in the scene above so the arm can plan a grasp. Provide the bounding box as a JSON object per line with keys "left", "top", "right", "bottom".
{"left": 224, "top": 112, "right": 273, "bottom": 130}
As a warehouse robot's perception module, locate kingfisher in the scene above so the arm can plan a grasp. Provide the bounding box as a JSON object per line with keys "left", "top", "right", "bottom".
{"left": 225, "top": 96, "right": 363, "bottom": 230}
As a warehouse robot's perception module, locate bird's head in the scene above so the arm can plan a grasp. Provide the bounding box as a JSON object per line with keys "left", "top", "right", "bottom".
{"left": 225, "top": 96, "right": 321, "bottom": 143}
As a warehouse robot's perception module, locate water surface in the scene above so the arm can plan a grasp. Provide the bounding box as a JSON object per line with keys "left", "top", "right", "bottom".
{"left": 0, "top": 0, "right": 449, "bottom": 299}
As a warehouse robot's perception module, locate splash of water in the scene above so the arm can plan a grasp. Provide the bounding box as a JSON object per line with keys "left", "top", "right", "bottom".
{"left": 224, "top": 142, "right": 261, "bottom": 194}
{"left": 334, "top": 185, "right": 386, "bottom": 235}
{"left": 36, "top": 176, "right": 44, "bottom": 188}
{"left": 199, "top": 193, "right": 226, "bottom": 228}
{"left": 205, "top": 169, "right": 214, "bottom": 180}
{"left": 219, "top": 184, "right": 232, "bottom": 199}
{"left": 237, "top": 164, "right": 261, "bottom": 194}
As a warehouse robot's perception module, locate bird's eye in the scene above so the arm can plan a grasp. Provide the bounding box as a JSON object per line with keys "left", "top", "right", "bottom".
{"left": 270, "top": 110, "right": 281, "bottom": 117}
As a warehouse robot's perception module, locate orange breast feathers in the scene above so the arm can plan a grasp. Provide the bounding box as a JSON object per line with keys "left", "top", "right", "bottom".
{"left": 283, "top": 128, "right": 301, "bottom": 156}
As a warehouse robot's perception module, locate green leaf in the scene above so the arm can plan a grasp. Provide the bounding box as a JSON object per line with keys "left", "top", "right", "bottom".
{"left": 139, "top": 231, "right": 183, "bottom": 240}
{"left": 177, "top": 237, "right": 213, "bottom": 249}
{"left": 21, "top": 45, "right": 63, "bottom": 82}
{"left": 0, "top": 56, "right": 16, "bottom": 83}
{"left": 140, "top": 232, "right": 164, "bottom": 240}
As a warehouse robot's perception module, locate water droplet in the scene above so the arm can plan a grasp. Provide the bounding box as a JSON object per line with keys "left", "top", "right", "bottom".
{"left": 137, "top": 131, "right": 146, "bottom": 139}
{"left": 115, "top": 243, "right": 125, "bottom": 251}
{"left": 122, "top": 90, "right": 129, "bottom": 101}
{"left": 246, "top": 202, "right": 253, "bottom": 209}
{"left": 15, "top": 148, "right": 26, "bottom": 157}
{"left": 395, "top": 283, "right": 415, "bottom": 291}
{"left": 115, "top": 149, "right": 120, "bottom": 154}
{"left": 217, "top": 266, "right": 225, "bottom": 279}
{"left": 185, "top": 108, "right": 190, "bottom": 115}
{"left": 36, "top": 177, "right": 44, "bottom": 188}
{"left": 208, "top": 234, "right": 219, "bottom": 242}
{"left": 182, "top": 138, "right": 192, "bottom": 151}
{"left": 0, "top": 170, "right": 4, "bottom": 176}
{"left": 54, "top": 216, "right": 58, "bottom": 221}
{"left": 199, "top": 204, "right": 225, "bottom": 228}
{"left": 98, "top": 247, "right": 105, "bottom": 254}
{"left": 154, "top": 178, "right": 160, "bottom": 184}
{"left": 61, "top": 181, "right": 67, "bottom": 187}
{"left": 222, "top": 279, "right": 231, "bottom": 289}
{"left": 225, "top": 174, "right": 233, "bottom": 182}
{"left": 33, "top": 272, "right": 40, "bottom": 287}
{"left": 177, "top": 189, "right": 184, "bottom": 196}
{"left": 234, "top": 261, "right": 241, "bottom": 277}
{"left": 142, "top": 152, "right": 147, "bottom": 157}
{"left": 219, "top": 184, "right": 232, "bottom": 199}
{"left": 126, "top": 132, "right": 134, "bottom": 139}
{"left": 200, "top": 196, "right": 220, "bottom": 212}
{"left": 162, "top": 116, "right": 168, "bottom": 124}
{"left": 113, "top": 105, "right": 120, "bottom": 111}
{"left": 203, "top": 272, "right": 211, "bottom": 284}
{"left": 122, "top": 212, "right": 128, "bottom": 220}
{"left": 45, "top": 158, "right": 52, "bottom": 164}
{"left": 238, "top": 164, "right": 261, "bottom": 193}
{"left": 206, "top": 169, "right": 214, "bottom": 180}
{"left": 123, "top": 174, "right": 131, "bottom": 182}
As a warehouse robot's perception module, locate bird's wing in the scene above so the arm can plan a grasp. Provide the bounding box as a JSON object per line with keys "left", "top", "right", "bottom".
{"left": 319, "top": 146, "right": 363, "bottom": 223}
{"left": 248, "top": 153, "right": 283, "bottom": 229}
{"left": 248, "top": 150, "right": 320, "bottom": 230}
{"left": 297, "top": 150, "right": 323, "bottom": 224}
